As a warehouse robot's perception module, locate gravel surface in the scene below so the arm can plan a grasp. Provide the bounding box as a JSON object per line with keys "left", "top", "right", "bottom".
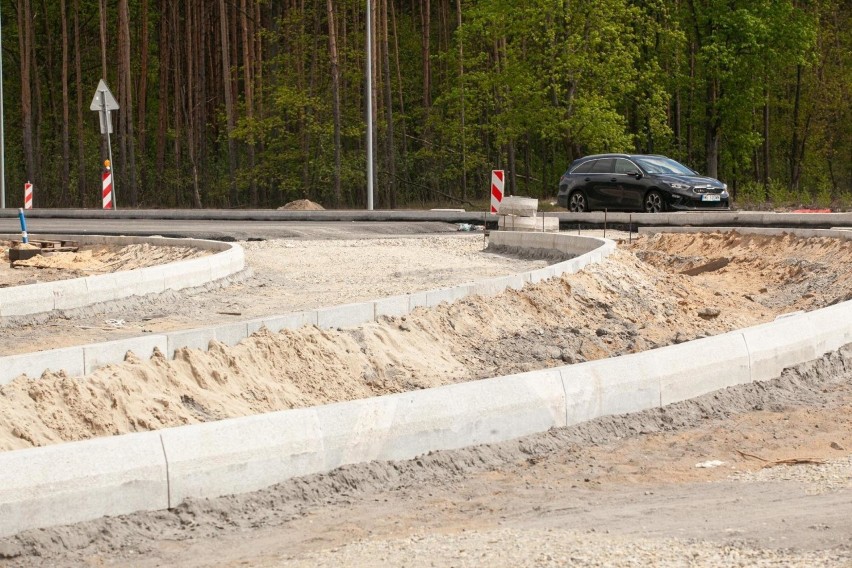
{"left": 281, "top": 528, "right": 852, "bottom": 568}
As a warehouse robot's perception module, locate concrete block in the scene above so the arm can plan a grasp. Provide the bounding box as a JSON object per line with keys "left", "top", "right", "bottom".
{"left": 527, "top": 266, "right": 557, "bottom": 284}
{"left": 0, "top": 346, "right": 85, "bottom": 385}
{"left": 588, "top": 352, "right": 661, "bottom": 417}
{"left": 136, "top": 265, "right": 168, "bottom": 296}
{"left": 425, "top": 285, "right": 472, "bottom": 308}
{"left": 83, "top": 273, "right": 123, "bottom": 304}
{"left": 408, "top": 291, "right": 429, "bottom": 311}
{"left": 498, "top": 217, "right": 558, "bottom": 232}
{"left": 316, "top": 302, "right": 375, "bottom": 329}
{"left": 212, "top": 321, "right": 250, "bottom": 347}
{"left": 0, "top": 283, "right": 54, "bottom": 317}
{"left": 497, "top": 196, "right": 538, "bottom": 217}
{"left": 805, "top": 302, "right": 852, "bottom": 357}
{"left": 378, "top": 369, "right": 566, "bottom": 461}
{"left": 470, "top": 275, "right": 524, "bottom": 297}
{"left": 160, "top": 408, "right": 324, "bottom": 504}
{"left": 52, "top": 278, "right": 91, "bottom": 311}
{"left": 656, "top": 332, "right": 751, "bottom": 406}
{"left": 167, "top": 327, "right": 218, "bottom": 357}
{"left": 374, "top": 294, "right": 412, "bottom": 319}
{"left": 83, "top": 335, "right": 168, "bottom": 374}
{"left": 162, "top": 256, "right": 213, "bottom": 290}
{"left": 559, "top": 363, "right": 601, "bottom": 426}
{"left": 741, "top": 316, "right": 818, "bottom": 382}
{"left": 0, "top": 432, "right": 168, "bottom": 538}
{"left": 247, "top": 311, "right": 318, "bottom": 335}
{"left": 210, "top": 246, "right": 242, "bottom": 280}
{"left": 315, "top": 396, "right": 399, "bottom": 470}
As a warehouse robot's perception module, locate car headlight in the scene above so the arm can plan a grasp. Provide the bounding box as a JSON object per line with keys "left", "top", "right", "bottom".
{"left": 666, "top": 181, "right": 690, "bottom": 191}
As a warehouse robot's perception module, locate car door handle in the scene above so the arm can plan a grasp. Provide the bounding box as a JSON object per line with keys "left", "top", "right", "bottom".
{"left": 610, "top": 178, "right": 617, "bottom": 182}
{"left": 585, "top": 177, "right": 591, "bottom": 182}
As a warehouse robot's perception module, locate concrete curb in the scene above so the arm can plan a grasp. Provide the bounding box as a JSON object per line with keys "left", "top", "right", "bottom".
{"left": 0, "top": 227, "right": 849, "bottom": 538}
{"left": 0, "top": 232, "right": 616, "bottom": 385}
{"left": 0, "top": 234, "right": 244, "bottom": 320}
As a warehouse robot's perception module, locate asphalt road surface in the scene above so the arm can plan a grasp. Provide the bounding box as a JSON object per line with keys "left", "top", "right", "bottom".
{"left": 0, "top": 217, "right": 464, "bottom": 241}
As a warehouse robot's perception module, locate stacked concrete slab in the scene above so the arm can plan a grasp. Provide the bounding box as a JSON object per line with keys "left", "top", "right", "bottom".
{"left": 1, "top": 228, "right": 851, "bottom": 538}
{"left": 496, "top": 195, "right": 559, "bottom": 232}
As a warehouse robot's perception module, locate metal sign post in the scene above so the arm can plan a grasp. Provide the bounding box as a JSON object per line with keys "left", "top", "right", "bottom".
{"left": 90, "top": 79, "right": 119, "bottom": 209}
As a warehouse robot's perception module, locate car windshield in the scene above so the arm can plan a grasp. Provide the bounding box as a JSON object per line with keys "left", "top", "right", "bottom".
{"left": 634, "top": 157, "right": 697, "bottom": 176}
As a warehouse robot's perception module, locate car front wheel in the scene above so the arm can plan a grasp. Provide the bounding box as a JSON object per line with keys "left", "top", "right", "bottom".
{"left": 644, "top": 190, "right": 665, "bottom": 213}
{"left": 568, "top": 191, "right": 588, "bottom": 213}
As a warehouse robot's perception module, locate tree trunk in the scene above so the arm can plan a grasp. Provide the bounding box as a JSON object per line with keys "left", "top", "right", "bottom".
{"left": 18, "top": 0, "right": 36, "bottom": 187}
{"left": 241, "top": 0, "right": 258, "bottom": 206}
{"left": 326, "top": 0, "right": 342, "bottom": 207}
{"left": 73, "top": 0, "right": 86, "bottom": 206}
{"left": 456, "top": 0, "right": 466, "bottom": 199}
{"left": 705, "top": 78, "right": 720, "bottom": 178}
{"left": 155, "top": 0, "right": 170, "bottom": 204}
{"left": 118, "top": 0, "right": 138, "bottom": 206}
{"left": 60, "top": 0, "right": 71, "bottom": 205}
{"left": 137, "top": 0, "right": 150, "bottom": 201}
{"left": 381, "top": 0, "right": 396, "bottom": 208}
{"left": 420, "top": 0, "right": 431, "bottom": 109}
{"left": 790, "top": 64, "right": 802, "bottom": 191}
{"left": 219, "top": 0, "right": 239, "bottom": 205}
{"left": 99, "top": 0, "right": 108, "bottom": 78}
{"left": 763, "top": 86, "right": 770, "bottom": 199}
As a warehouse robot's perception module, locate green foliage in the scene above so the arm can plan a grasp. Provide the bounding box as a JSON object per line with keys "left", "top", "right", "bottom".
{"left": 0, "top": 0, "right": 847, "bottom": 208}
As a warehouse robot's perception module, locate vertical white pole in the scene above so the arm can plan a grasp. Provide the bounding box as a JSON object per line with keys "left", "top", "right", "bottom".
{"left": 101, "top": 90, "right": 116, "bottom": 209}
{"left": 366, "top": 0, "right": 374, "bottom": 210}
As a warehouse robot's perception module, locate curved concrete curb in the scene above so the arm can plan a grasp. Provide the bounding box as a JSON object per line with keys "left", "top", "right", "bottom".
{"left": 0, "top": 234, "right": 244, "bottom": 319}
{"left": 0, "top": 234, "right": 614, "bottom": 385}
{"left": 1, "top": 228, "right": 847, "bottom": 538}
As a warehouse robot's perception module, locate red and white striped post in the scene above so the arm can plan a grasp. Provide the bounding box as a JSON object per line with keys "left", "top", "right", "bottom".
{"left": 490, "top": 170, "right": 505, "bottom": 213}
{"left": 23, "top": 181, "right": 33, "bottom": 210}
{"left": 102, "top": 161, "right": 113, "bottom": 209}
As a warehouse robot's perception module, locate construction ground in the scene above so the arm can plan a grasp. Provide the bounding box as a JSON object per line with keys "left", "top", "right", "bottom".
{"left": 0, "top": 226, "right": 850, "bottom": 567}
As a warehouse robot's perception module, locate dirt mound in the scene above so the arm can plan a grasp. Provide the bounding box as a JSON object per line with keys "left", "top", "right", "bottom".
{"left": 278, "top": 199, "right": 325, "bottom": 211}
{"left": 0, "top": 242, "right": 209, "bottom": 288}
{"left": 6, "top": 230, "right": 852, "bottom": 451}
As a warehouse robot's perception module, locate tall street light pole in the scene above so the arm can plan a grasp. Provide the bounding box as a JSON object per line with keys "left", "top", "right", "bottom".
{"left": 365, "top": 0, "right": 374, "bottom": 210}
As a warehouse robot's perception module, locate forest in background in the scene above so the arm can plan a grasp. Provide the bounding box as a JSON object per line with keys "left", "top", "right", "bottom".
{"left": 2, "top": 0, "right": 850, "bottom": 209}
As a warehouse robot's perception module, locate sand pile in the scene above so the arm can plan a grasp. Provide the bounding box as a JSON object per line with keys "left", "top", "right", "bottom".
{"left": 278, "top": 199, "right": 325, "bottom": 211}
{"left": 0, "top": 242, "right": 209, "bottom": 287}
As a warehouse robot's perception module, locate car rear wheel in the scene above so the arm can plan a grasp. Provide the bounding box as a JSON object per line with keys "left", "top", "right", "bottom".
{"left": 568, "top": 191, "right": 588, "bottom": 213}
{"left": 644, "top": 190, "right": 665, "bottom": 213}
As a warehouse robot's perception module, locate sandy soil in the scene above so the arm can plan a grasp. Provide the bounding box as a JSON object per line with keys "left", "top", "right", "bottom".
{"left": 0, "top": 228, "right": 851, "bottom": 566}
{"left": 0, "top": 234, "right": 543, "bottom": 354}
{"left": 2, "top": 231, "right": 851, "bottom": 451}
{"left": 0, "top": 241, "right": 209, "bottom": 288}
{"left": 1, "top": 345, "right": 850, "bottom": 567}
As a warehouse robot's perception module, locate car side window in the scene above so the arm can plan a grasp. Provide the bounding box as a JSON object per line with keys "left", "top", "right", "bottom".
{"left": 572, "top": 160, "right": 595, "bottom": 174}
{"left": 615, "top": 159, "right": 636, "bottom": 174}
{"left": 590, "top": 159, "right": 614, "bottom": 173}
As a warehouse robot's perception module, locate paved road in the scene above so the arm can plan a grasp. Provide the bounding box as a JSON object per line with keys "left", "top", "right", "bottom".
{"left": 1, "top": 208, "right": 851, "bottom": 240}
{"left": 0, "top": 218, "right": 464, "bottom": 240}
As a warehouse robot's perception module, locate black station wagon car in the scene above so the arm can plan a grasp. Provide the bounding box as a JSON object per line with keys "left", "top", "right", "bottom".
{"left": 557, "top": 154, "right": 730, "bottom": 212}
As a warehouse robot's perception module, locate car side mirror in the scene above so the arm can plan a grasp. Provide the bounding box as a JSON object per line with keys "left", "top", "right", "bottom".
{"left": 627, "top": 170, "right": 642, "bottom": 179}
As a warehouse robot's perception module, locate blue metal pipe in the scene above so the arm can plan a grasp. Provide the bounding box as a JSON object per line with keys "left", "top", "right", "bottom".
{"left": 18, "top": 207, "right": 27, "bottom": 244}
